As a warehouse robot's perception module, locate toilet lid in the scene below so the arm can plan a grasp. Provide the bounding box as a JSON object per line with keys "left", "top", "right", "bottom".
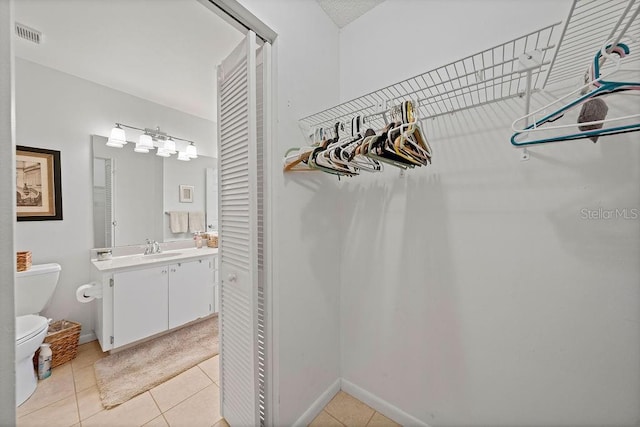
{"left": 16, "top": 315, "right": 48, "bottom": 345}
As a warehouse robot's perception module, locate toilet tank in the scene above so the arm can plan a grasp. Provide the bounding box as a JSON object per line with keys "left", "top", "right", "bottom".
{"left": 15, "top": 263, "right": 61, "bottom": 316}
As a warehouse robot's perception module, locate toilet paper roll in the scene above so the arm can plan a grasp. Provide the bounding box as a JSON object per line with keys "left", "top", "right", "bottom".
{"left": 76, "top": 282, "right": 101, "bottom": 303}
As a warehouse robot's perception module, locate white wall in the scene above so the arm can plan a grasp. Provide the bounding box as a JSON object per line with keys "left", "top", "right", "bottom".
{"left": 339, "top": 0, "right": 571, "bottom": 101}
{"left": 237, "top": 1, "right": 343, "bottom": 425}
{"left": 15, "top": 58, "right": 216, "bottom": 341}
{"left": 338, "top": 1, "right": 640, "bottom": 426}
{"left": 0, "top": 0, "right": 17, "bottom": 420}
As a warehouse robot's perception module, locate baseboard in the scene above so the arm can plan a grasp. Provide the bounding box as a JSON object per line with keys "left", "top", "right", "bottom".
{"left": 341, "top": 379, "right": 431, "bottom": 427}
{"left": 292, "top": 378, "right": 341, "bottom": 427}
{"left": 79, "top": 332, "right": 96, "bottom": 345}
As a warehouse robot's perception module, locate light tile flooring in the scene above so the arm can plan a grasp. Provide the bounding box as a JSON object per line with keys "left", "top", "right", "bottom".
{"left": 16, "top": 340, "right": 228, "bottom": 427}
{"left": 17, "top": 341, "right": 399, "bottom": 427}
{"left": 310, "top": 391, "right": 401, "bottom": 427}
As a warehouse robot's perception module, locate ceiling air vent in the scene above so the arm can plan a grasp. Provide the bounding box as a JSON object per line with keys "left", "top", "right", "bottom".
{"left": 15, "top": 22, "right": 42, "bottom": 44}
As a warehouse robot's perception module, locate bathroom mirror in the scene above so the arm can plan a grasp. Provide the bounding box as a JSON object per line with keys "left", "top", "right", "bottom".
{"left": 91, "top": 135, "right": 217, "bottom": 247}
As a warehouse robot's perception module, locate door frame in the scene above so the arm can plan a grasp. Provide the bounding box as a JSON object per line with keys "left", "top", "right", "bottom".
{"left": 0, "top": 0, "right": 279, "bottom": 425}
{"left": 0, "top": 0, "right": 17, "bottom": 420}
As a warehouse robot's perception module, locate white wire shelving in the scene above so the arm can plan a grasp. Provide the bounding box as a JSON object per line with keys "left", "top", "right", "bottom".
{"left": 544, "top": 0, "right": 640, "bottom": 88}
{"left": 299, "top": 23, "right": 561, "bottom": 137}
{"left": 291, "top": 0, "right": 639, "bottom": 171}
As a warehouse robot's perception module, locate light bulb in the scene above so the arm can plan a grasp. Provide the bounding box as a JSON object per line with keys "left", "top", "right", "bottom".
{"left": 134, "top": 134, "right": 153, "bottom": 153}
{"left": 164, "top": 138, "right": 177, "bottom": 154}
{"left": 138, "top": 133, "right": 154, "bottom": 149}
{"left": 106, "top": 125, "right": 126, "bottom": 148}
{"left": 186, "top": 143, "right": 198, "bottom": 158}
{"left": 156, "top": 147, "right": 171, "bottom": 157}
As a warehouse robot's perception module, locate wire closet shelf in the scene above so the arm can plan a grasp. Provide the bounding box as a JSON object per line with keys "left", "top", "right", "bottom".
{"left": 299, "top": 23, "right": 561, "bottom": 138}
{"left": 544, "top": 0, "right": 640, "bottom": 88}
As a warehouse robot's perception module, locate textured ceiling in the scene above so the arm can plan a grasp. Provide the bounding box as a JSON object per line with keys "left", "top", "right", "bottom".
{"left": 14, "top": 0, "right": 244, "bottom": 122}
{"left": 317, "top": 0, "right": 385, "bottom": 28}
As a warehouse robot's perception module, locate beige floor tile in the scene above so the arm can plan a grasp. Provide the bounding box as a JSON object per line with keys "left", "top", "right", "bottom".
{"left": 150, "top": 366, "right": 213, "bottom": 412}
{"left": 71, "top": 347, "right": 106, "bottom": 371}
{"left": 309, "top": 410, "right": 344, "bottom": 427}
{"left": 163, "top": 383, "right": 221, "bottom": 427}
{"left": 76, "top": 385, "right": 104, "bottom": 421}
{"left": 198, "top": 355, "right": 219, "bottom": 384}
{"left": 366, "top": 412, "right": 401, "bottom": 427}
{"left": 325, "top": 391, "right": 375, "bottom": 427}
{"left": 77, "top": 340, "right": 102, "bottom": 354}
{"left": 81, "top": 392, "right": 161, "bottom": 427}
{"left": 17, "top": 364, "right": 76, "bottom": 417}
{"left": 16, "top": 394, "right": 79, "bottom": 427}
{"left": 73, "top": 363, "right": 97, "bottom": 392}
{"left": 212, "top": 418, "right": 229, "bottom": 427}
{"left": 143, "top": 415, "right": 170, "bottom": 427}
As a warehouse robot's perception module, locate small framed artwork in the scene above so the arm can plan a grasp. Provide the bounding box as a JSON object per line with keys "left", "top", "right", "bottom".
{"left": 179, "top": 184, "right": 194, "bottom": 203}
{"left": 16, "top": 146, "right": 63, "bottom": 221}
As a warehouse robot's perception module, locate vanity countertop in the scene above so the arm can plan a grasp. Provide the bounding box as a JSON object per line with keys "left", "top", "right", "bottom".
{"left": 91, "top": 247, "right": 218, "bottom": 272}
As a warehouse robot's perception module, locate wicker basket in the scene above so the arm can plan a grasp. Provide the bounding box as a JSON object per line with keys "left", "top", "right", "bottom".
{"left": 207, "top": 235, "right": 218, "bottom": 248}
{"left": 17, "top": 251, "right": 32, "bottom": 272}
{"left": 44, "top": 320, "right": 81, "bottom": 368}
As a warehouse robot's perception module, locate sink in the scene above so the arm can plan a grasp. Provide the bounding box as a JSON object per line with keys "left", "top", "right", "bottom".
{"left": 141, "top": 252, "right": 182, "bottom": 260}
{"left": 92, "top": 247, "right": 217, "bottom": 272}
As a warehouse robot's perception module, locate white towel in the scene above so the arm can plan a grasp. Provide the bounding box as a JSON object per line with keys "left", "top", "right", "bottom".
{"left": 189, "top": 211, "right": 205, "bottom": 233}
{"left": 169, "top": 211, "right": 189, "bottom": 233}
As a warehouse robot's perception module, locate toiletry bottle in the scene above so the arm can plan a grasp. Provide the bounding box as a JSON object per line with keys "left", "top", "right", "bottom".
{"left": 38, "top": 343, "right": 52, "bottom": 380}
{"left": 195, "top": 232, "right": 203, "bottom": 249}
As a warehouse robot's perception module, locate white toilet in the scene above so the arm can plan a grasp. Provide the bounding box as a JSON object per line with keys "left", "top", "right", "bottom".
{"left": 15, "top": 263, "right": 61, "bottom": 406}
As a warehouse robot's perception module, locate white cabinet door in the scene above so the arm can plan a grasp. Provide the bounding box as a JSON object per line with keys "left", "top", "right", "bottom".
{"left": 113, "top": 266, "right": 168, "bottom": 348}
{"left": 168, "top": 258, "right": 212, "bottom": 329}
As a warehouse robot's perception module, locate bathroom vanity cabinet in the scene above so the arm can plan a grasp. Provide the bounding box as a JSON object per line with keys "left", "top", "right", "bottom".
{"left": 90, "top": 249, "right": 218, "bottom": 351}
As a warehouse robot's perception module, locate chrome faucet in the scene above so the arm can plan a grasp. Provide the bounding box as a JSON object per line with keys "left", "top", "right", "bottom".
{"left": 144, "top": 239, "right": 152, "bottom": 255}
{"left": 144, "top": 239, "right": 162, "bottom": 255}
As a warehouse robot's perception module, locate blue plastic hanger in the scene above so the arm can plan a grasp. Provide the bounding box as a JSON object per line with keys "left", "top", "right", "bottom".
{"left": 511, "top": 43, "right": 640, "bottom": 146}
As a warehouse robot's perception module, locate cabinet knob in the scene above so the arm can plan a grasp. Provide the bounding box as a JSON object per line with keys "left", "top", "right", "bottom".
{"left": 227, "top": 273, "right": 237, "bottom": 282}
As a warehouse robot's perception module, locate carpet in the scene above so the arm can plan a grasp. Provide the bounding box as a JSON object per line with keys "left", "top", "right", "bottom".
{"left": 94, "top": 315, "right": 219, "bottom": 409}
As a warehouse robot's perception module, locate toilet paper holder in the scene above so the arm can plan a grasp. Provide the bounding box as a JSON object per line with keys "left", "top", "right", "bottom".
{"left": 76, "top": 282, "right": 102, "bottom": 303}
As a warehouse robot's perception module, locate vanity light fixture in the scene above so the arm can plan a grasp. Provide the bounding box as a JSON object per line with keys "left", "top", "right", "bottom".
{"left": 177, "top": 151, "right": 191, "bottom": 161}
{"left": 134, "top": 133, "right": 154, "bottom": 153}
{"left": 186, "top": 142, "right": 198, "bottom": 159}
{"left": 156, "top": 147, "right": 171, "bottom": 157}
{"left": 106, "top": 124, "right": 127, "bottom": 148}
{"left": 106, "top": 123, "right": 197, "bottom": 159}
{"left": 164, "top": 137, "right": 177, "bottom": 154}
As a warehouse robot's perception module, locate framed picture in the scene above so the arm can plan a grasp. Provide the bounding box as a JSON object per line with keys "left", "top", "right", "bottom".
{"left": 16, "top": 146, "right": 63, "bottom": 221}
{"left": 179, "top": 184, "right": 194, "bottom": 203}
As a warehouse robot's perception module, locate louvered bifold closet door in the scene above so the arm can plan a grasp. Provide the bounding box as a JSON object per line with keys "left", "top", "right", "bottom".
{"left": 255, "top": 42, "right": 269, "bottom": 427}
{"left": 217, "top": 31, "right": 259, "bottom": 427}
